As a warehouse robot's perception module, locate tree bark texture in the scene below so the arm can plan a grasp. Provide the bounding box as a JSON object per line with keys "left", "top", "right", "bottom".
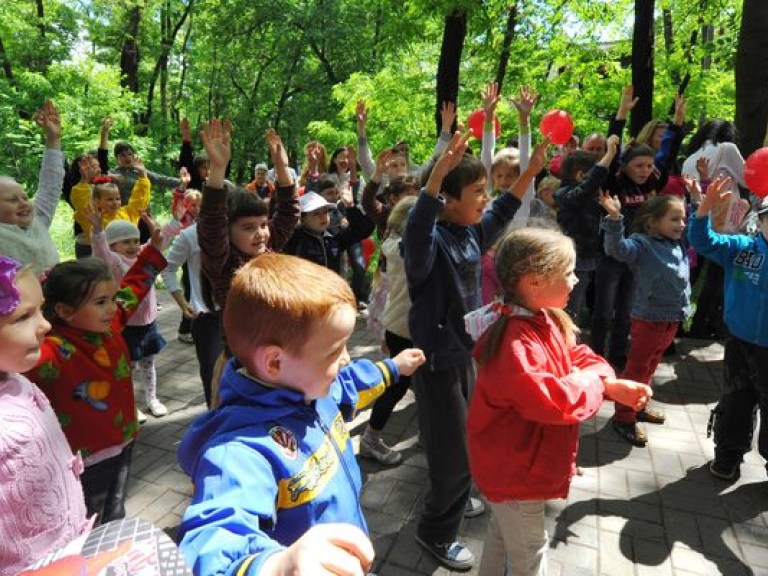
{"left": 630, "top": 0, "right": 655, "bottom": 136}
{"left": 735, "top": 0, "right": 768, "bottom": 156}
{"left": 436, "top": 10, "right": 467, "bottom": 136}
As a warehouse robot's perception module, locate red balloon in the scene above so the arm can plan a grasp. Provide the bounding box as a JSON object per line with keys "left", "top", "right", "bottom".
{"left": 467, "top": 109, "right": 501, "bottom": 139}
{"left": 744, "top": 147, "right": 768, "bottom": 198}
{"left": 539, "top": 109, "right": 575, "bottom": 146}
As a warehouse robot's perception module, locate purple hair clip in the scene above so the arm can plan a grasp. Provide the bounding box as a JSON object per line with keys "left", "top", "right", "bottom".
{"left": 0, "top": 256, "right": 22, "bottom": 316}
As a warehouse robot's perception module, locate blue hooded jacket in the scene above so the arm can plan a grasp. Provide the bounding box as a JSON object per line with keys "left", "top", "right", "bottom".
{"left": 177, "top": 356, "right": 398, "bottom": 575}
{"left": 689, "top": 214, "right": 768, "bottom": 346}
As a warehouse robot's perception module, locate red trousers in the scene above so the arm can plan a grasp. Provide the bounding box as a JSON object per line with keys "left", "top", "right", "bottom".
{"left": 614, "top": 318, "right": 679, "bottom": 423}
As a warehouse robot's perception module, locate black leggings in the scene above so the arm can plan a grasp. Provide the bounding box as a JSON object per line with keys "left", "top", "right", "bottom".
{"left": 368, "top": 330, "right": 413, "bottom": 430}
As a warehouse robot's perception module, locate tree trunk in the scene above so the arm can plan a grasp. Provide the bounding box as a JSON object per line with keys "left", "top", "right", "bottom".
{"left": 0, "top": 34, "right": 15, "bottom": 86}
{"left": 120, "top": 5, "right": 142, "bottom": 93}
{"left": 735, "top": 0, "right": 768, "bottom": 156}
{"left": 494, "top": 5, "right": 518, "bottom": 94}
{"left": 142, "top": 0, "right": 193, "bottom": 129}
{"left": 630, "top": 0, "right": 655, "bottom": 136}
{"left": 436, "top": 10, "right": 467, "bottom": 136}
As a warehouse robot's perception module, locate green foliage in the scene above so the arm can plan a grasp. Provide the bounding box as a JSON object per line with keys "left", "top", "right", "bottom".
{"left": 0, "top": 0, "right": 744, "bottom": 197}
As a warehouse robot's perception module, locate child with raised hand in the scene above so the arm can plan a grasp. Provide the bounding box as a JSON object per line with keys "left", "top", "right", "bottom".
{"left": 88, "top": 206, "right": 182, "bottom": 419}
{"left": 403, "top": 120, "right": 549, "bottom": 569}
{"left": 466, "top": 226, "right": 651, "bottom": 576}
{"left": 0, "top": 257, "right": 93, "bottom": 576}
{"left": 178, "top": 253, "right": 425, "bottom": 575}
{"left": 71, "top": 156, "right": 151, "bottom": 255}
{"left": 25, "top": 228, "right": 168, "bottom": 524}
{"left": 591, "top": 87, "right": 686, "bottom": 369}
{"left": 554, "top": 133, "right": 621, "bottom": 321}
{"left": 198, "top": 121, "right": 299, "bottom": 316}
{"left": 481, "top": 84, "right": 536, "bottom": 209}
{"left": 355, "top": 99, "right": 456, "bottom": 182}
{"left": 0, "top": 100, "right": 64, "bottom": 276}
{"left": 598, "top": 190, "right": 690, "bottom": 446}
{"left": 688, "top": 175, "right": 768, "bottom": 481}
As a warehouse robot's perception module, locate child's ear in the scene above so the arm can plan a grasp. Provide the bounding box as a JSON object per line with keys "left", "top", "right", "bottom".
{"left": 250, "top": 345, "right": 283, "bottom": 381}
{"left": 53, "top": 302, "right": 75, "bottom": 322}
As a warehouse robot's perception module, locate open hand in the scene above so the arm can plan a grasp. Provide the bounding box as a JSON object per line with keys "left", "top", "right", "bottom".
{"left": 510, "top": 85, "right": 537, "bottom": 117}
{"left": 200, "top": 118, "right": 232, "bottom": 174}
{"left": 598, "top": 189, "right": 622, "bottom": 218}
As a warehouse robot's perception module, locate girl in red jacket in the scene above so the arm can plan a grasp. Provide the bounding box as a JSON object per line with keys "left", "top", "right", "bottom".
{"left": 466, "top": 226, "right": 651, "bottom": 576}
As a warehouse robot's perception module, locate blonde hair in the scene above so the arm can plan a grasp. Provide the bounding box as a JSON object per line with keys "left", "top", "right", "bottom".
{"left": 224, "top": 254, "right": 355, "bottom": 372}
{"left": 477, "top": 227, "right": 578, "bottom": 364}
{"left": 92, "top": 182, "right": 120, "bottom": 201}
{"left": 386, "top": 196, "right": 417, "bottom": 238}
{"left": 636, "top": 120, "right": 667, "bottom": 148}
{"left": 491, "top": 148, "right": 520, "bottom": 174}
{"left": 537, "top": 176, "right": 560, "bottom": 196}
{"left": 184, "top": 189, "right": 202, "bottom": 203}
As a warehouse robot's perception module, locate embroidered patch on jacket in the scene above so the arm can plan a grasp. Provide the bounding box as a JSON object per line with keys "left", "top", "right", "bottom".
{"left": 269, "top": 425, "right": 298, "bottom": 460}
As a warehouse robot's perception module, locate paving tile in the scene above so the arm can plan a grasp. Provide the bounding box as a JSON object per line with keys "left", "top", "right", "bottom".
{"left": 129, "top": 293, "right": 762, "bottom": 575}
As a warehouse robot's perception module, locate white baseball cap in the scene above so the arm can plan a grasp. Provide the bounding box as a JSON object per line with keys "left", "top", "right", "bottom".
{"left": 300, "top": 191, "right": 335, "bottom": 214}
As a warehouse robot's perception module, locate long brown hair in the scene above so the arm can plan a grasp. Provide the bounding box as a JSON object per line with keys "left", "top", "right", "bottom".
{"left": 477, "top": 227, "right": 578, "bottom": 365}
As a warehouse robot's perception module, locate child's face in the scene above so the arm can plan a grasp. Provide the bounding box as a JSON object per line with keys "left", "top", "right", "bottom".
{"left": 333, "top": 150, "right": 350, "bottom": 173}
{"left": 185, "top": 197, "right": 201, "bottom": 218}
{"left": 198, "top": 162, "right": 210, "bottom": 181}
{"left": 96, "top": 187, "right": 122, "bottom": 215}
{"left": 230, "top": 215, "right": 270, "bottom": 257}
{"left": 538, "top": 186, "right": 555, "bottom": 208}
{"left": 279, "top": 304, "right": 356, "bottom": 400}
{"left": 320, "top": 186, "right": 340, "bottom": 204}
{"left": 116, "top": 148, "right": 135, "bottom": 169}
{"left": 59, "top": 279, "right": 119, "bottom": 333}
{"left": 0, "top": 178, "right": 33, "bottom": 228}
{"left": 386, "top": 155, "right": 408, "bottom": 178}
{"left": 111, "top": 238, "right": 141, "bottom": 259}
{"left": 650, "top": 126, "right": 666, "bottom": 151}
{"left": 302, "top": 208, "right": 331, "bottom": 234}
{"left": 623, "top": 156, "right": 655, "bottom": 185}
{"left": 443, "top": 178, "right": 489, "bottom": 225}
{"left": 0, "top": 272, "right": 50, "bottom": 374}
{"left": 651, "top": 203, "right": 686, "bottom": 240}
{"left": 492, "top": 163, "right": 519, "bottom": 193}
{"left": 521, "top": 256, "right": 578, "bottom": 311}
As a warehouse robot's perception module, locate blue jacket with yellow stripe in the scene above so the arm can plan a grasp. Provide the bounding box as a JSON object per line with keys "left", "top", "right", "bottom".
{"left": 177, "top": 356, "right": 398, "bottom": 576}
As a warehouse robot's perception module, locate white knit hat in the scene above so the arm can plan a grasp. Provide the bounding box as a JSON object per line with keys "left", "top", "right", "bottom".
{"left": 104, "top": 219, "right": 140, "bottom": 245}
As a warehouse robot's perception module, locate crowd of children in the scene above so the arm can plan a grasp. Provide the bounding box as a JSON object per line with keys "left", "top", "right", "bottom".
{"left": 0, "top": 79, "right": 765, "bottom": 575}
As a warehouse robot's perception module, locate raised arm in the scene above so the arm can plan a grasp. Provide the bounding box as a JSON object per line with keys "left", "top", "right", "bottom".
{"left": 32, "top": 100, "right": 65, "bottom": 228}
{"left": 198, "top": 118, "right": 232, "bottom": 283}
{"left": 265, "top": 129, "right": 300, "bottom": 252}
{"left": 355, "top": 100, "right": 376, "bottom": 179}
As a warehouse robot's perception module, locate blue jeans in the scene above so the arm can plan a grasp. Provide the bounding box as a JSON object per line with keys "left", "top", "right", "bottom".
{"left": 590, "top": 256, "right": 634, "bottom": 366}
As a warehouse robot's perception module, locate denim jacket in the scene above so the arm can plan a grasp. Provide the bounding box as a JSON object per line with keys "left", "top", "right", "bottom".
{"left": 601, "top": 217, "right": 690, "bottom": 321}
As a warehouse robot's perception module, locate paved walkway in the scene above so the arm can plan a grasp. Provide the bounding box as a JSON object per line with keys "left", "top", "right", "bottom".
{"left": 127, "top": 291, "right": 768, "bottom": 575}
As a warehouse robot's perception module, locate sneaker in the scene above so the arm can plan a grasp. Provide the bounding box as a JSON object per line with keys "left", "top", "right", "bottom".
{"left": 147, "top": 399, "right": 168, "bottom": 417}
{"left": 137, "top": 409, "right": 148, "bottom": 424}
{"left": 709, "top": 457, "right": 740, "bottom": 480}
{"left": 415, "top": 536, "right": 475, "bottom": 571}
{"left": 359, "top": 433, "right": 402, "bottom": 465}
{"left": 177, "top": 332, "right": 194, "bottom": 344}
{"left": 464, "top": 496, "right": 485, "bottom": 518}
